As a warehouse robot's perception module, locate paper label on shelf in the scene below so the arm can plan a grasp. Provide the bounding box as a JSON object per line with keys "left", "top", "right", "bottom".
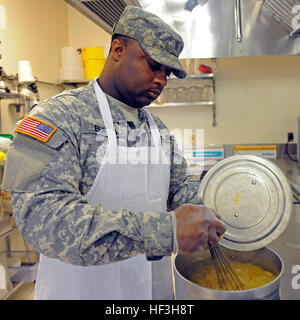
{"left": 192, "top": 151, "right": 223, "bottom": 158}
{"left": 233, "top": 145, "right": 277, "bottom": 158}
{"left": 234, "top": 145, "right": 277, "bottom": 150}
{"left": 184, "top": 146, "right": 224, "bottom": 160}
{"left": 234, "top": 149, "right": 277, "bottom": 158}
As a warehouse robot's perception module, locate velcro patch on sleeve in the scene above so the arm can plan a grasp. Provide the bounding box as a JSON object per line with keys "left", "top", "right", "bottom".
{"left": 16, "top": 116, "right": 57, "bottom": 143}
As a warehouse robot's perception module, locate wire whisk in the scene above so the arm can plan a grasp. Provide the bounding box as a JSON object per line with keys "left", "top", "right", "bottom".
{"left": 209, "top": 243, "right": 244, "bottom": 290}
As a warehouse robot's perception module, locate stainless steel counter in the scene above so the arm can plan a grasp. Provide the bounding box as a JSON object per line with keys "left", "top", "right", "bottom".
{"left": 268, "top": 156, "right": 300, "bottom": 300}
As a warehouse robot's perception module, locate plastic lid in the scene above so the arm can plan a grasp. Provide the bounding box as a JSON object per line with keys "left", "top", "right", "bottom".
{"left": 0, "top": 134, "right": 13, "bottom": 141}
{"left": 199, "top": 155, "right": 293, "bottom": 251}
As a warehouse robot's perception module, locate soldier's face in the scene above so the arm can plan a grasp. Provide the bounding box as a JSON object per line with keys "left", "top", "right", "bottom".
{"left": 115, "top": 40, "right": 172, "bottom": 108}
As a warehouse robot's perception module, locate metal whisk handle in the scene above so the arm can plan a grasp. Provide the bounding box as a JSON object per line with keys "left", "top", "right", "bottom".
{"left": 210, "top": 243, "right": 244, "bottom": 290}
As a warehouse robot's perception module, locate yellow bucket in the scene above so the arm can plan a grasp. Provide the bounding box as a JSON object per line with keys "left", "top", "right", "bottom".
{"left": 82, "top": 47, "right": 106, "bottom": 79}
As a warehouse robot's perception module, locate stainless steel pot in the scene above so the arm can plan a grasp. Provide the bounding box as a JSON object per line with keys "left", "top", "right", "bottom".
{"left": 174, "top": 246, "right": 283, "bottom": 300}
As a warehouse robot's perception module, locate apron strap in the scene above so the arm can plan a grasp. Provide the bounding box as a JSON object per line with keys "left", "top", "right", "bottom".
{"left": 94, "top": 78, "right": 161, "bottom": 148}
{"left": 93, "top": 79, "right": 117, "bottom": 147}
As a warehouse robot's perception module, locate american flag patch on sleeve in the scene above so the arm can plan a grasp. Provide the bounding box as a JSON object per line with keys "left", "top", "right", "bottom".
{"left": 16, "top": 116, "right": 57, "bottom": 142}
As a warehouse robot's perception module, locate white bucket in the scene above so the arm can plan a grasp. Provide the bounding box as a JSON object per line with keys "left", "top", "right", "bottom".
{"left": 60, "top": 47, "right": 84, "bottom": 81}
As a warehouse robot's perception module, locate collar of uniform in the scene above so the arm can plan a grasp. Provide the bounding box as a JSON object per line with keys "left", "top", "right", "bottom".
{"left": 107, "top": 96, "right": 148, "bottom": 125}
{"left": 105, "top": 93, "right": 139, "bottom": 125}
{"left": 88, "top": 80, "right": 123, "bottom": 123}
{"left": 90, "top": 80, "right": 149, "bottom": 127}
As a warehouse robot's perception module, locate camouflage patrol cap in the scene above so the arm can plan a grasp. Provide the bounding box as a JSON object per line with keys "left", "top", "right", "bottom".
{"left": 113, "top": 6, "right": 187, "bottom": 79}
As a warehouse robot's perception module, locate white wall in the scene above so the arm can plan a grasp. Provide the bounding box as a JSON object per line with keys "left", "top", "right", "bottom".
{"left": 0, "top": 0, "right": 69, "bottom": 133}
{"left": 67, "top": 5, "right": 111, "bottom": 58}
{"left": 151, "top": 55, "right": 300, "bottom": 145}
{"left": 0, "top": 0, "right": 69, "bottom": 251}
{"left": 0, "top": 0, "right": 68, "bottom": 83}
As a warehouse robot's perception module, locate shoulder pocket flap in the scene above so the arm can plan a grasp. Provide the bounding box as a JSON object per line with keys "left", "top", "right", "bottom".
{"left": 45, "top": 129, "right": 69, "bottom": 149}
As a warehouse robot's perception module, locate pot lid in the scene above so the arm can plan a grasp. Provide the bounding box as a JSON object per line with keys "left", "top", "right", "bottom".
{"left": 198, "top": 155, "right": 293, "bottom": 251}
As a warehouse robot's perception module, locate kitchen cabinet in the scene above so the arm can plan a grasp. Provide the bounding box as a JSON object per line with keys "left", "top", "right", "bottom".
{"left": 148, "top": 73, "right": 217, "bottom": 126}
{"left": 36, "top": 79, "right": 88, "bottom": 89}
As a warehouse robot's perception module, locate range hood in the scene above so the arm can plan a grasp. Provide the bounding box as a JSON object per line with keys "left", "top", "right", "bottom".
{"left": 65, "top": 0, "right": 300, "bottom": 58}
{"left": 65, "top": 0, "right": 141, "bottom": 34}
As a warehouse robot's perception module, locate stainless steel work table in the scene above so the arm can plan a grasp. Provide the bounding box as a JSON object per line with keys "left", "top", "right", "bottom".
{"left": 268, "top": 157, "right": 300, "bottom": 300}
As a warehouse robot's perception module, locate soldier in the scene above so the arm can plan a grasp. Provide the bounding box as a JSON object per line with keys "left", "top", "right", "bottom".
{"left": 2, "top": 6, "right": 225, "bottom": 299}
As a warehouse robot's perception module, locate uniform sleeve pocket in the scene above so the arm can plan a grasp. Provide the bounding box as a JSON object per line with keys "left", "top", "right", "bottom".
{"left": 2, "top": 129, "right": 69, "bottom": 192}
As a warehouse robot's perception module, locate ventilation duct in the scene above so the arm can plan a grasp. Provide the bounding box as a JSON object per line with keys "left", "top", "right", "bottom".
{"left": 65, "top": 0, "right": 141, "bottom": 34}
{"left": 65, "top": 0, "right": 300, "bottom": 58}
{"left": 139, "top": 0, "right": 300, "bottom": 58}
{"left": 263, "top": 0, "right": 300, "bottom": 37}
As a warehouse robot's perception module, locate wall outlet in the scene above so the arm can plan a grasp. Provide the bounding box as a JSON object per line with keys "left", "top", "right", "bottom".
{"left": 288, "top": 132, "right": 294, "bottom": 142}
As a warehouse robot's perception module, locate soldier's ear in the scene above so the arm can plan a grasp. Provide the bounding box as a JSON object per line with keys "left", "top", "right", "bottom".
{"left": 111, "top": 39, "right": 126, "bottom": 62}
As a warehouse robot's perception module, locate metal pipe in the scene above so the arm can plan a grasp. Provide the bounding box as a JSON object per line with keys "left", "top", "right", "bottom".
{"left": 234, "top": 0, "right": 243, "bottom": 49}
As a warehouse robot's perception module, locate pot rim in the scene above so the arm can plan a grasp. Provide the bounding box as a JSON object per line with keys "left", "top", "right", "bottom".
{"left": 174, "top": 246, "right": 284, "bottom": 294}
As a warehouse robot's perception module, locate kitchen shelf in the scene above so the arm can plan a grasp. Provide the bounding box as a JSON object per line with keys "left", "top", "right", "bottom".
{"left": 0, "top": 91, "right": 24, "bottom": 100}
{"left": 0, "top": 225, "right": 17, "bottom": 240}
{"left": 60, "top": 79, "right": 89, "bottom": 84}
{"left": 150, "top": 73, "right": 217, "bottom": 126}
{"left": 149, "top": 101, "right": 215, "bottom": 108}
{"left": 60, "top": 79, "right": 90, "bottom": 88}
{"left": 0, "top": 215, "right": 16, "bottom": 239}
{"left": 169, "top": 73, "right": 214, "bottom": 80}
{"left": 0, "top": 282, "right": 24, "bottom": 300}
{"left": 148, "top": 101, "right": 216, "bottom": 127}
{"left": 35, "top": 80, "right": 89, "bottom": 90}
{"left": 0, "top": 214, "right": 38, "bottom": 300}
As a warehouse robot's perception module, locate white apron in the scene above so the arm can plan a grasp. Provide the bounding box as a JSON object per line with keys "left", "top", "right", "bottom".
{"left": 34, "top": 79, "right": 173, "bottom": 300}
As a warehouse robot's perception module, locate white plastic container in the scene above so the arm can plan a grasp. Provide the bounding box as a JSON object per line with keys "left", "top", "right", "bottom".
{"left": 60, "top": 47, "right": 85, "bottom": 81}
{"left": 18, "top": 60, "right": 35, "bottom": 83}
{"left": 0, "top": 137, "right": 12, "bottom": 151}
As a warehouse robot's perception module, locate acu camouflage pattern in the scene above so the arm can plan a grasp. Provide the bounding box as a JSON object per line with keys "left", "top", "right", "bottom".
{"left": 2, "top": 81, "right": 202, "bottom": 266}
{"left": 113, "top": 6, "right": 187, "bottom": 79}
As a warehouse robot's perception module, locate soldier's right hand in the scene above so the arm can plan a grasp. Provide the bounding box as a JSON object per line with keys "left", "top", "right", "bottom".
{"left": 174, "top": 203, "right": 226, "bottom": 254}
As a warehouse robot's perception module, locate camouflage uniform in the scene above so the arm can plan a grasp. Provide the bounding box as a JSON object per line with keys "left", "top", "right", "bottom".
{"left": 2, "top": 6, "right": 202, "bottom": 266}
